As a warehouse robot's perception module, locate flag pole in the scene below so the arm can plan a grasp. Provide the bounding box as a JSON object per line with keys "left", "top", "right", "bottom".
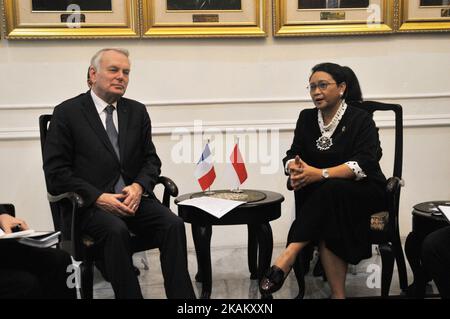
{"left": 205, "top": 186, "right": 214, "bottom": 196}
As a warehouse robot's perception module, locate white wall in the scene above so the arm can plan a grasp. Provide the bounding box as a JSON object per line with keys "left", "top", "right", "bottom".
{"left": 1, "top": 33, "right": 449, "bottom": 250}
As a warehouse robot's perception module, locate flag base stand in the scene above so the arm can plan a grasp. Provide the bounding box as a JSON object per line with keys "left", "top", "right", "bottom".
{"left": 203, "top": 191, "right": 215, "bottom": 195}
{"left": 231, "top": 188, "right": 244, "bottom": 193}
{"left": 192, "top": 190, "right": 264, "bottom": 203}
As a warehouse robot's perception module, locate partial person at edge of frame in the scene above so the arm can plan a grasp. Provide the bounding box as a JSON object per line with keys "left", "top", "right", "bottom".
{"left": 0, "top": 205, "right": 76, "bottom": 299}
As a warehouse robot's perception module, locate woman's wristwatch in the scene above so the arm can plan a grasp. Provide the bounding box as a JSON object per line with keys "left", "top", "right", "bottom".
{"left": 322, "top": 168, "right": 330, "bottom": 179}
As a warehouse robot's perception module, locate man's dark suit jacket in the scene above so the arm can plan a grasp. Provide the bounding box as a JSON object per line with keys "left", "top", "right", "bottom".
{"left": 43, "top": 92, "right": 162, "bottom": 209}
{"left": 299, "top": 0, "right": 369, "bottom": 9}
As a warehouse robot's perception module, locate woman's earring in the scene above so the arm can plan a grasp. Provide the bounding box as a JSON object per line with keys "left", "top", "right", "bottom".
{"left": 340, "top": 92, "right": 344, "bottom": 97}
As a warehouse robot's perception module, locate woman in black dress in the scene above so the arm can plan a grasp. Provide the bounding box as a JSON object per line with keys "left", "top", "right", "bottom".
{"left": 260, "top": 63, "right": 387, "bottom": 298}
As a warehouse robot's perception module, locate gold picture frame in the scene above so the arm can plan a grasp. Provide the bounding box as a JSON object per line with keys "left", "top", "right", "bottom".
{"left": 274, "top": 0, "right": 396, "bottom": 36}
{"left": 141, "top": 0, "right": 267, "bottom": 38}
{"left": 398, "top": 0, "right": 450, "bottom": 32}
{"left": 0, "top": 0, "right": 3, "bottom": 39}
{"left": 3, "top": 0, "right": 140, "bottom": 39}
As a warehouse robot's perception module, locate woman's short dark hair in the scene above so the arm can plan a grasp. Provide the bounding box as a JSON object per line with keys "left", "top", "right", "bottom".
{"left": 310, "top": 62, "right": 363, "bottom": 103}
{"left": 341, "top": 66, "right": 363, "bottom": 103}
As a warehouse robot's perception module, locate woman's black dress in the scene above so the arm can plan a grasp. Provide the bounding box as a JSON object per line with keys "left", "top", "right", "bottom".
{"left": 283, "top": 105, "right": 387, "bottom": 264}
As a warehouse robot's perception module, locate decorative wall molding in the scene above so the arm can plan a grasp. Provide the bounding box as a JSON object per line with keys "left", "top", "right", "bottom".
{"left": 147, "top": 93, "right": 450, "bottom": 107}
{"left": 1, "top": 93, "right": 449, "bottom": 140}
{"left": 1, "top": 114, "right": 450, "bottom": 141}
{"left": 1, "top": 93, "right": 450, "bottom": 110}
{"left": 0, "top": 127, "right": 38, "bottom": 140}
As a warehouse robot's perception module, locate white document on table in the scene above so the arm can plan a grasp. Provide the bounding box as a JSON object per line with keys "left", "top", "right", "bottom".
{"left": 438, "top": 205, "right": 450, "bottom": 223}
{"left": 178, "top": 196, "right": 246, "bottom": 219}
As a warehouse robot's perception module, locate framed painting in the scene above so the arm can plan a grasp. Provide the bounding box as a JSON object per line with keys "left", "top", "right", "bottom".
{"left": 141, "top": 0, "right": 267, "bottom": 38}
{"left": 3, "top": 0, "right": 140, "bottom": 39}
{"left": 273, "top": 0, "right": 396, "bottom": 36}
{"left": 398, "top": 0, "right": 450, "bottom": 32}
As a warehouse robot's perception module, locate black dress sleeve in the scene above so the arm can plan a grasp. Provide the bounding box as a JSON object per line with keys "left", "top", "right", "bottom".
{"left": 348, "top": 112, "right": 382, "bottom": 177}
{"left": 283, "top": 110, "right": 305, "bottom": 173}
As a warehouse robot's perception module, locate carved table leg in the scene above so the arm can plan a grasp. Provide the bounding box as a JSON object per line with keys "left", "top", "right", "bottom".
{"left": 247, "top": 224, "right": 258, "bottom": 280}
{"left": 192, "top": 224, "right": 212, "bottom": 299}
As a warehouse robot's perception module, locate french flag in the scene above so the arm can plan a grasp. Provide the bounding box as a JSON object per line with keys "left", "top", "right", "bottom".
{"left": 194, "top": 143, "right": 216, "bottom": 191}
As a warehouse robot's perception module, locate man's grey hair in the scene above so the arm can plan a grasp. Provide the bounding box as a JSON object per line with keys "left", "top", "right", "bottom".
{"left": 90, "top": 48, "right": 130, "bottom": 71}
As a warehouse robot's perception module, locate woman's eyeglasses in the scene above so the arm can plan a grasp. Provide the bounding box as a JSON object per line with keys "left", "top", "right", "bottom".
{"left": 307, "top": 81, "right": 337, "bottom": 92}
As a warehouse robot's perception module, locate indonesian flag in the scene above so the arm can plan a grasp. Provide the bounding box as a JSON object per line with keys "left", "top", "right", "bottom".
{"left": 194, "top": 143, "right": 216, "bottom": 191}
{"left": 224, "top": 143, "right": 248, "bottom": 189}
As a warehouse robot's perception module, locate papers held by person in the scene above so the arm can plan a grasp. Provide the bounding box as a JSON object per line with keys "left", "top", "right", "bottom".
{"left": 18, "top": 231, "right": 61, "bottom": 248}
{"left": 0, "top": 230, "right": 61, "bottom": 248}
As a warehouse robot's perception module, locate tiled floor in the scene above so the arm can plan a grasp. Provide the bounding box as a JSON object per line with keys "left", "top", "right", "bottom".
{"left": 93, "top": 244, "right": 435, "bottom": 299}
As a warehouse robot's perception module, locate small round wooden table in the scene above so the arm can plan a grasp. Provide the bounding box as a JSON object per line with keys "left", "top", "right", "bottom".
{"left": 175, "top": 189, "right": 284, "bottom": 299}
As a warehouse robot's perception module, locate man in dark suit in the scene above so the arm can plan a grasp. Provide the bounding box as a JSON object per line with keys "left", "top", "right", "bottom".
{"left": 0, "top": 205, "right": 76, "bottom": 299}
{"left": 299, "top": 0, "right": 369, "bottom": 9}
{"left": 43, "top": 48, "right": 195, "bottom": 299}
{"left": 422, "top": 226, "right": 450, "bottom": 299}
